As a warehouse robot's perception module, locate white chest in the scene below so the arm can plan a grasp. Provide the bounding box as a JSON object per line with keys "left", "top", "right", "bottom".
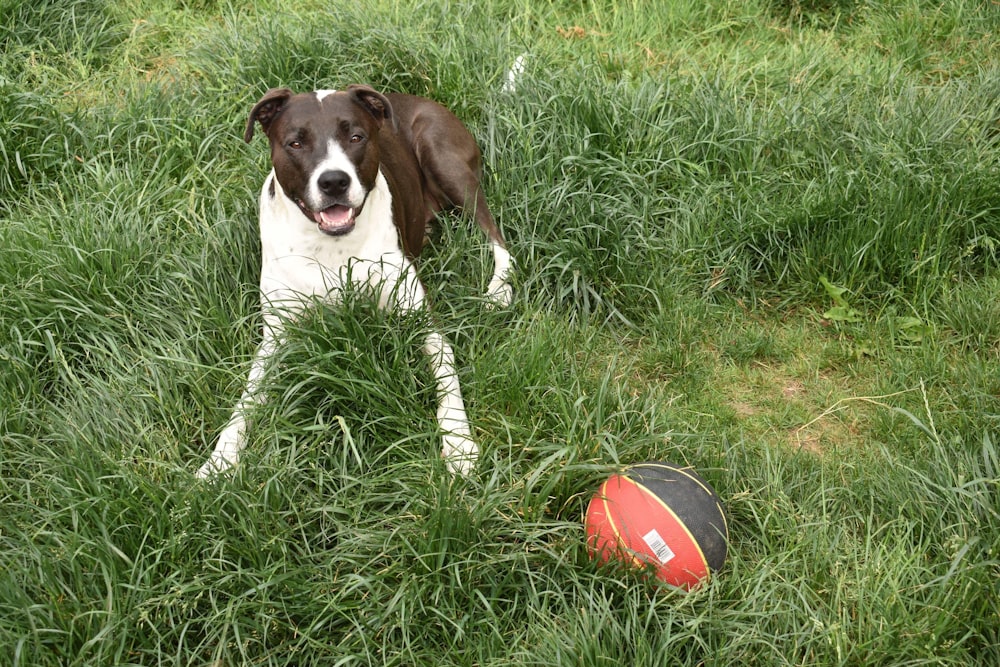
{"left": 257, "top": 170, "right": 404, "bottom": 306}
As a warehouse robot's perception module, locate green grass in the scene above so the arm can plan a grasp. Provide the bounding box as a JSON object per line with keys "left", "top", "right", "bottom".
{"left": 1, "top": 0, "right": 998, "bottom": 664}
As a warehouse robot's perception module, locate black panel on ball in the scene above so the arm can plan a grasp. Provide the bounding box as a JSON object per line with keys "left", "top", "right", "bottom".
{"left": 625, "top": 462, "right": 729, "bottom": 571}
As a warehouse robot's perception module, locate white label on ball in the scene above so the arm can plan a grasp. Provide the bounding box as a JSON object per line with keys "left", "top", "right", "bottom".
{"left": 642, "top": 529, "right": 676, "bottom": 565}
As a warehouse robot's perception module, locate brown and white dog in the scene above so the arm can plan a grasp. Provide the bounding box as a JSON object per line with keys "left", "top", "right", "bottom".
{"left": 196, "top": 85, "right": 512, "bottom": 478}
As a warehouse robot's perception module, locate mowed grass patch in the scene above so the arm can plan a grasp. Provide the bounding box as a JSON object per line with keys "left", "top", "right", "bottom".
{"left": 1, "top": 0, "right": 998, "bottom": 665}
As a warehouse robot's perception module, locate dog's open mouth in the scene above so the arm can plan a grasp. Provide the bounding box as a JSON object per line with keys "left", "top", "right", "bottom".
{"left": 297, "top": 200, "right": 356, "bottom": 236}
{"left": 315, "top": 205, "right": 356, "bottom": 236}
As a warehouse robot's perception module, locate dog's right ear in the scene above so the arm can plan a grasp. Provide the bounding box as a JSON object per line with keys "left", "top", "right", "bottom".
{"left": 244, "top": 88, "right": 294, "bottom": 143}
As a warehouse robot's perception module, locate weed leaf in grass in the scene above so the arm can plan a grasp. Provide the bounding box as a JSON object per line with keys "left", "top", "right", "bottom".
{"left": 819, "top": 275, "right": 862, "bottom": 323}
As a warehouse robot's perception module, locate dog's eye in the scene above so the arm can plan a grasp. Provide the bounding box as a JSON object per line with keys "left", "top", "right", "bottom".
{"left": 288, "top": 140, "right": 303, "bottom": 150}
{"left": 350, "top": 134, "right": 364, "bottom": 144}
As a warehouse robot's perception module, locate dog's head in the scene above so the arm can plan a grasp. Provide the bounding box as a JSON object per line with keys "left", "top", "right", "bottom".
{"left": 245, "top": 85, "right": 393, "bottom": 236}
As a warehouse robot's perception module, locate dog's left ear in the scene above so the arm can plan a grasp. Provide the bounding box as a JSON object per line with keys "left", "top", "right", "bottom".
{"left": 245, "top": 88, "right": 294, "bottom": 143}
{"left": 347, "top": 84, "right": 395, "bottom": 129}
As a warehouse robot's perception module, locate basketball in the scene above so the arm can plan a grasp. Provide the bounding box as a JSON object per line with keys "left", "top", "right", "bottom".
{"left": 585, "top": 462, "right": 728, "bottom": 589}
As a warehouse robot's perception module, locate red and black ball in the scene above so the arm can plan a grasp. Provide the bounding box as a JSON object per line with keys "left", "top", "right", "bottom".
{"left": 585, "top": 462, "right": 728, "bottom": 589}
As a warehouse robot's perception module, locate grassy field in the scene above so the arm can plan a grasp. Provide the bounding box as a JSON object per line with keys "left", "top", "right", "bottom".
{"left": 1, "top": 0, "right": 999, "bottom": 664}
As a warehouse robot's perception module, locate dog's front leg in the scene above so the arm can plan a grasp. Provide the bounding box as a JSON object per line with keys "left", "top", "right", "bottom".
{"left": 424, "top": 331, "right": 478, "bottom": 475}
{"left": 196, "top": 322, "right": 279, "bottom": 478}
{"left": 370, "top": 257, "right": 478, "bottom": 475}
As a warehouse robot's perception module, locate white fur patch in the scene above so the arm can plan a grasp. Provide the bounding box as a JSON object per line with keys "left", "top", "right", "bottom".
{"left": 303, "top": 139, "right": 367, "bottom": 212}
{"left": 486, "top": 242, "right": 513, "bottom": 307}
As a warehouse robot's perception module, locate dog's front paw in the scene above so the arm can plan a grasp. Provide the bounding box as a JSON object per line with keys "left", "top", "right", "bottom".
{"left": 442, "top": 433, "right": 478, "bottom": 476}
{"left": 485, "top": 279, "right": 513, "bottom": 309}
{"left": 196, "top": 448, "right": 240, "bottom": 479}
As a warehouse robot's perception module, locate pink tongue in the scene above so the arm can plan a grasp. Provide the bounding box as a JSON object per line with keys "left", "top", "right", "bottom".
{"left": 317, "top": 205, "right": 354, "bottom": 233}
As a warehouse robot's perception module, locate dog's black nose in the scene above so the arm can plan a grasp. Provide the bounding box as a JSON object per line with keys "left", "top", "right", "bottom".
{"left": 317, "top": 170, "right": 351, "bottom": 197}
